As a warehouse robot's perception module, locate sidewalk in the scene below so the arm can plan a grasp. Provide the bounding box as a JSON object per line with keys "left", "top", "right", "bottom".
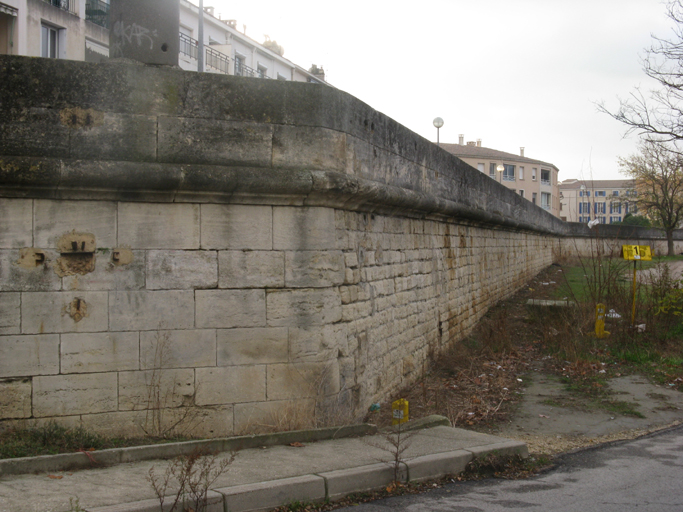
{"left": 0, "top": 420, "right": 527, "bottom": 512}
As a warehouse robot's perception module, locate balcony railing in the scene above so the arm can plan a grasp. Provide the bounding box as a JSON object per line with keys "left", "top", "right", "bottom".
{"left": 179, "top": 33, "right": 199, "bottom": 60}
{"left": 85, "top": 0, "right": 109, "bottom": 28}
{"left": 235, "top": 61, "right": 255, "bottom": 77}
{"left": 45, "top": 0, "right": 76, "bottom": 15}
{"left": 541, "top": 204, "right": 551, "bottom": 211}
{"left": 541, "top": 179, "right": 551, "bottom": 186}
{"left": 502, "top": 175, "right": 515, "bottom": 182}
{"left": 206, "top": 46, "right": 229, "bottom": 74}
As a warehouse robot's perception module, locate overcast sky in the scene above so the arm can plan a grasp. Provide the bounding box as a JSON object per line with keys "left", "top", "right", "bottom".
{"left": 201, "top": 0, "right": 674, "bottom": 181}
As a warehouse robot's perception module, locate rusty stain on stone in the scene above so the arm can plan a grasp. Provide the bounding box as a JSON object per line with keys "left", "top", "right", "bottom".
{"left": 64, "top": 297, "right": 88, "bottom": 323}
{"left": 111, "top": 247, "right": 133, "bottom": 266}
{"left": 15, "top": 248, "right": 47, "bottom": 269}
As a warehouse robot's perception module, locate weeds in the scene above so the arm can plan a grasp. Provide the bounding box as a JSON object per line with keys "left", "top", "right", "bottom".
{"left": 365, "top": 422, "right": 419, "bottom": 483}
{"left": 461, "top": 453, "right": 552, "bottom": 480}
{"left": 147, "top": 447, "right": 235, "bottom": 512}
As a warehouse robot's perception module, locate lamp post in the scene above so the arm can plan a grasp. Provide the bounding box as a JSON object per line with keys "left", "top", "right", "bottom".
{"left": 497, "top": 164, "right": 504, "bottom": 183}
{"left": 433, "top": 117, "right": 444, "bottom": 146}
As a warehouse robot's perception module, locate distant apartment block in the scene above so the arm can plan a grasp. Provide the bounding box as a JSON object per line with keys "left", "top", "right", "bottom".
{"left": 0, "top": 0, "right": 328, "bottom": 84}
{"left": 559, "top": 179, "right": 637, "bottom": 224}
{"left": 441, "top": 137, "right": 561, "bottom": 217}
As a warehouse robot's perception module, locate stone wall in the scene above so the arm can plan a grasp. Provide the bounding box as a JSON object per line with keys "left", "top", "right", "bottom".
{"left": 0, "top": 55, "right": 677, "bottom": 437}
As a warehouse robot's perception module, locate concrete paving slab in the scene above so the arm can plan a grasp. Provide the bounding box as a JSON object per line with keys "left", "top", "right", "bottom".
{"left": 0, "top": 424, "right": 527, "bottom": 512}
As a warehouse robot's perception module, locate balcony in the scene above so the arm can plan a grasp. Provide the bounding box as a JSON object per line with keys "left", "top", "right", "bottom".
{"left": 85, "top": 0, "right": 109, "bottom": 28}
{"left": 206, "top": 46, "right": 229, "bottom": 74}
{"left": 502, "top": 175, "right": 515, "bottom": 182}
{"left": 541, "top": 205, "right": 551, "bottom": 211}
{"left": 44, "top": 0, "right": 76, "bottom": 15}
{"left": 541, "top": 179, "right": 551, "bottom": 186}
{"left": 179, "top": 33, "right": 199, "bottom": 60}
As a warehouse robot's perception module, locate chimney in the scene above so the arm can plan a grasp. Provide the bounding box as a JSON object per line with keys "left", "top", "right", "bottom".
{"left": 466, "top": 141, "right": 476, "bottom": 146}
{"left": 458, "top": 134, "right": 464, "bottom": 145}
{"left": 520, "top": 147, "right": 525, "bottom": 157}
{"left": 476, "top": 139, "right": 482, "bottom": 147}
{"left": 204, "top": 6, "right": 214, "bottom": 16}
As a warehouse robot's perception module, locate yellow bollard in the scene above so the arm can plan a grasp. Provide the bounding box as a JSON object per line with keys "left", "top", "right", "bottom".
{"left": 391, "top": 398, "right": 409, "bottom": 425}
{"left": 595, "top": 303, "right": 610, "bottom": 339}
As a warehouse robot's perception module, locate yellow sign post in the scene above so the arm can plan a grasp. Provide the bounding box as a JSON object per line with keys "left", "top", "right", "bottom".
{"left": 392, "top": 398, "right": 409, "bottom": 426}
{"left": 622, "top": 245, "right": 652, "bottom": 325}
{"left": 595, "top": 303, "right": 610, "bottom": 339}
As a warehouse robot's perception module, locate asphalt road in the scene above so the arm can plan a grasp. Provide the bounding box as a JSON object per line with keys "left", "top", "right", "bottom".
{"left": 335, "top": 424, "right": 683, "bottom": 511}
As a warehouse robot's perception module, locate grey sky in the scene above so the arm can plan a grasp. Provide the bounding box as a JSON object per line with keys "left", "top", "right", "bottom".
{"left": 206, "top": 0, "right": 673, "bottom": 180}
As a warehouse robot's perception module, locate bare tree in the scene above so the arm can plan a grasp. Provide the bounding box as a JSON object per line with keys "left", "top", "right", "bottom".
{"left": 619, "top": 141, "right": 683, "bottom": 255}
{"left": 600, "top": 1, "right": 683, "bottom": 145}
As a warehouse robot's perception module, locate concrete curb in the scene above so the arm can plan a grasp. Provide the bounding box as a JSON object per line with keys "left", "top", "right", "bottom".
{"left": 0, "top": 423, "right": 377, "bottom": 477}
{"left": 88, "top": 437, "right": 529, "bottom": 512}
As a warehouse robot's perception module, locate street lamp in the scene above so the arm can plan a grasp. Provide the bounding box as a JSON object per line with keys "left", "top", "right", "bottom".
{"left": 497, "top": 164, "right": 504, "bottom": 183}
{"left": 433, "top": 117, "right": 444, "bottom": 146}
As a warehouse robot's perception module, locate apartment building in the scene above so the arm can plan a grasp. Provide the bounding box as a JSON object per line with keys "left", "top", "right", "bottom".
{"left": 559, "top": 179, "right": 637, "bottom": 224}
{"left": 0, "top": 0, "right": 328, "bottom": 84}
{"left": 441, "top": 138, "right": 561, "bottom": 217}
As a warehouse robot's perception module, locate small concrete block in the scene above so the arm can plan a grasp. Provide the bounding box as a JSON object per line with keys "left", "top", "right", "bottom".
{"left": 467, "top": 440, "right": 529, "bottom": 459}
{"left": 266, "top": 289, "right": 342, "bottom": 327}
{"left": 0, "top": 378, "right": 32, "bottom": 419}
{"left": 218, "top": 475, "right": 326, "bottom": 512}
{"left": 118, "top": 368, "right": 195, "bottom": 411}
{"left": 195, "top": 366, "right": 266, "bottom": 406}
{"left": 289, "top": 324, "right": 348, "bottom": 362}
{"left": 0, "top": 292, "right": 20, "bottom": 334}
{"left": 0, "top": 249, "right": 62, "bottom": 291}
{"left": 217, "top": 327, "right": 288, "bottom": 366}
{"left": 34, "top": 200, "right": 117, "bottom": 249}
{"left": 89, "top": 491, "right": 224, "bottom": 512}
{"left": 200, "top": 204, "right": 273, "bottom": 250}
{"left": 62, "top": 250, "right": 145, "bottom": 290}
{"left": 284, "top": 251, "right": 345, "bottom": 288}
{"left": 405, "top": 450, "right": 472, "bottom": 482}
{"left": 60, "top": 332, "right": 140, "bottom": 374}
{"left": 218, "top": 251, "right": 284, "bottom": 289}
{"left": 21, "top": 291, "right": 109, "bottom": 334}
{"left": 118, "top": 203, "right": 200, "bottom": 249}
{"left": 272, "top": 125, "right": 347, "bottom": 172}
{"left": 140, "top": 329, "right": 216, "bottom": 369}
{"left": 267, "top": 361, "right": 340, "bottom": 400}
{"left": 146, "top": 250, "right": 217, "bottom": 289}
{"left": 0, "top": 199, "right": 32, "bottom": 248}
{"left": 158, "top": 117, "right": 273, "bottom": 166}
{"left": 321, "top": 462, "right": 406, "bottom": 499}
{"left": 273, "top": 207, "right": 337, "bottom": 250}
{"left": 33, "top": 373, "right": 118, "bottom": 417}
{"left": 196, "top": 290, "right": 266, "bottom": 328}
{"left": 0, "top": 334, "right": 59, "bottom": 377}
{"left": 109, "top": 290, "right": 195, "bottom": 331}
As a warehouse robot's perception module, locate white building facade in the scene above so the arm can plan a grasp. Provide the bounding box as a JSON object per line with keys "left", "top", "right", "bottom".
{"left": 559, "top": 179, "right": 637, "bottom": 224}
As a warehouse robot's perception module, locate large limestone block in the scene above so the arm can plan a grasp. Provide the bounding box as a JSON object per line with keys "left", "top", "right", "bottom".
{"left": 140, "top": 329, "right": 217, "bottom": 369}
{"left": 158, "top": 117, "right": 273, "bottom": 166}
{"left": 33, "top": 373, "right": 118, "bottom": 417}
{"left": 0, "top": 199, "right": 32, "bottom": 248}
{"left": 284, "top": 251, "right": 345, "bottom": 288}
{"left": 218, "top": 251, "right": 284, "bottom": 289}
{"left": 195, "top": 366, "right": 266, "bottom": 406}
{"left": 266, "top": 289, "right": 342, "bottom": 327}
{"left": 217, "top": 327, "right": 288, "bottom": 366}
{"left": 196, "top": 290, "right": 266, "bottom": 328}
{"left": 109, "top": 290, "right": 195, "bottom": 331}
{"left": 267, "top": 361, "right": 340, "bottom": 400}
{"left": 0, "top": 334, "right": 59, "bottom": 378}
{"left": 62, "top": 250, "right": 145, "bottom": 291}
{"left": 146, "top": 250, "right": 217, "bottom": 290}
{"left": 21, "top": 291, "right": 108, "bottom": 334}
{"left": 118, "top": 368, "right": 195, "bottom": 411}
{"left": 273, "top": 207, "right": 337, "bottom": 250}
{"left": 0, "top": 292, "right": 20, "bottom": 334}
{"left": 233, "top": 399, "right": 316, "bottom": 435}
{"left": 200, "top": 205, "right": 273, "bottom": 250}
{"left": 0, "top": 378, "right": 32, "bottom": 419}
{"left": 272, "top": 125, "right": 346, "bottom": 172}
{"left": 289, "top": 324, "right": 348, "bottom": 363}
{"left": 70, "top": 113, "right": 157, "bottom": 162}
{"left": 60, "top": 332, "right": 140, "bottom": 374}
{"left": 118, "top": 203, "right": 200, "bottom": 249}
{"left": 0, "top": 249, "right": 62, "bottom": 291}
{"left": 33, "top": 200, "right": 117, "bottom": 249}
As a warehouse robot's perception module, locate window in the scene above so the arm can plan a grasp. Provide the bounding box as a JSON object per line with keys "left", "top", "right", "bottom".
{"left": 41, "top": 24, "right": 62, "bottom": 59}
{"left": 610, "top": 216, "right": 622, "bottom": 224}
{"left": 477, "top": 163, "right": 485, "bottom": 174}
{"left": 612, "top": 190, "right": 619, "bottom": 196}
{"left": 503, "top": 164, "right": 515, "bottom": 181}
{"left": 519, "top": 166, "right": 524, "bottom": 180}
{"left": 532, "top": 168, "right": 537, "bottom": 181}
{"left": 277, "top": 73, "right": 288, "bottom": 80}
{"left": 532, "top": 192, "right": 537, "bottom": 205}
{"left": 257, "top": 64, "right": 267, "bottom": 78}
{"left": 596, "top": 191, "right": 606, "bottom": 197}
{"left": 579, "top": 190, "right": 590, "bottom": 197}
{"left": 541, "top": 192, "right": 551, "bottom": 210}
{"left": 579, "top": 202, "right": 590, "bottom": 214}
{"left": 599, "top": 217, "right": 607, "bottom": 224}
{"left": 234, "top": 55, "right": 244, "bottom": 76}
{"left": 0, "top": 4, "right": 17, "bottom": 56}
{"left": 594, "top": 202, "right": 606, "bottom": 214}
{"left": 610, "top": 202, "right": 621, "bottom": 214}
{"left": 519, "top": 190, "right": 524, "bottom": 198}
{"left": 540, "top": 169, "right": 551, "bottom": 185}
{"left": 489, "top": 163, "right": 496, "bottom": 178}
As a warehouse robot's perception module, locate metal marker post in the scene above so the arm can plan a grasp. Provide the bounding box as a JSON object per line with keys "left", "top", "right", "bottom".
{"left": 622, "top": 245, "right": 652, "bottom": 327}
